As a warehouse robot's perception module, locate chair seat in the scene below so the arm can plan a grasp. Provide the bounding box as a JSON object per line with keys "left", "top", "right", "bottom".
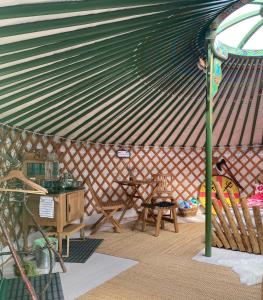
{"left": 156, "top": 201, "right": 176, "bottom": 208}
{"left": 142, "top": 201, "right": 176, "bottom": 208}
{"left": 100, "top": 200, "right": 125, "bottom": 210}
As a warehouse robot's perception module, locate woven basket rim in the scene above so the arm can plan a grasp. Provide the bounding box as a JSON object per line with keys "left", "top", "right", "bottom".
{"left": 178, "top": 206, "right": 198, "bottom": 217}
{"left": 178, "top": 206, "right": 198, "bottom": 211}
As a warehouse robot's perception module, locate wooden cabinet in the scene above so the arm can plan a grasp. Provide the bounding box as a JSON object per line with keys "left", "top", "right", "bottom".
{"left": 22, "top": 189, "right": 85, "bottom": 253}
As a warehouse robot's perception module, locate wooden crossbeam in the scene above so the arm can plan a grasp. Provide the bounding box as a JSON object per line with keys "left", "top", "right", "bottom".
{"left": 253, "top": 206, "right": 263, "bottom": 255}
{"left": 214, "top": 181, "right": 245, "bottom": 252}
{"left": 212, "top": 197, "right": 238, "bottom": 250}
{"left": 228, "top": 188, "right": 252, "bottom": 253}
{"left": 240, "top": 197, "right": 260, "bottom": 254}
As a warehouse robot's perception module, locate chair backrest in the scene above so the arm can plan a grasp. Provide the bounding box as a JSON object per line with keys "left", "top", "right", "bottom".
{"left": 257, "top": 171, "right": 263, "bottom": 184}
{"left": 84, "top": 177, "right": 102, "bottom": 208}
{"left": 152, "top": 173, "right": 174, "bottom": 193}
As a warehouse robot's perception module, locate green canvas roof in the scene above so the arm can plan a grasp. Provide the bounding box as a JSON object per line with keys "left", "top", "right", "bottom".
{"left": 0, "top": 0, "right": 262, "bottom": 147}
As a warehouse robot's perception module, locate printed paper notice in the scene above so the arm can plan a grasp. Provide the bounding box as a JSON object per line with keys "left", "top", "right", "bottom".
{"left": 39, "top": 196, "right": 54, "bottom": 218}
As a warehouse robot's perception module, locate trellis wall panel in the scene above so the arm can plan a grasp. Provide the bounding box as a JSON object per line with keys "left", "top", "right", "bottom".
{"left": 1, "top": 126, "right": 262, "bottom": 217}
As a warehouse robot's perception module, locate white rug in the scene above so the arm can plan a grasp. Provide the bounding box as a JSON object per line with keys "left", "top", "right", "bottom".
{"left": 193, "top": 247, "right": 263, "bottom": 286}
{"left": 58, "top": 253, "right": 137, "bottom": 300}
{"left": 3, "top": 252, "right": 137, "bottom": 299}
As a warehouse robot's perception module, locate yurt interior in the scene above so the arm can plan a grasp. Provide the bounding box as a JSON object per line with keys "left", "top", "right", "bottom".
{"left": 0, "top": 0, "right": 262, "bottom": 299}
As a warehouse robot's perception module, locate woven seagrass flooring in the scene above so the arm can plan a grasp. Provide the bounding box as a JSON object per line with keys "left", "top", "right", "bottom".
{"left": 78, "top": 222, "right": 261, "bottom": 300}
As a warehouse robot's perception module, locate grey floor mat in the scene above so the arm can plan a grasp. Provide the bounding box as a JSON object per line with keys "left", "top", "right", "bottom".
{"left": 59, "top": 238, "right": 103, "bottom": 263}
{"left": 2, "top": 272, "right": 64, "bottom": 300}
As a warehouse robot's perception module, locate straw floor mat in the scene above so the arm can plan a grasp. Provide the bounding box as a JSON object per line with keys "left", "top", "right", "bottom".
{"left": 78, "top": 222, "right": 261, "bottom": 300}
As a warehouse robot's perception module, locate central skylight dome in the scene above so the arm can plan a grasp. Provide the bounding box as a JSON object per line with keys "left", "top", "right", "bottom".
{"left": 215, "top": 0, "right": 263, "bottom": 57}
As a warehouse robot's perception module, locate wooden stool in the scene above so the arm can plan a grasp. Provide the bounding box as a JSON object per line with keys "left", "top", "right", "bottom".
{"left": 141, "top": 202, "right": 179, "bottom": 237}
{"left": 46, "top": 223, "right": 86, "bottom": 257}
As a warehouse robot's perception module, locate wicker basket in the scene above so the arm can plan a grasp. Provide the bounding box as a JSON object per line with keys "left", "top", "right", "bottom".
{"left": 178, "top": 206, "right": 198, "bottom": 217}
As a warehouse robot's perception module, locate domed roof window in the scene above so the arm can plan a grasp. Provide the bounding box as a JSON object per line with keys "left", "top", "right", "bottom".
{"left": 215, "top": 0, "right": 263, "bottom": 56}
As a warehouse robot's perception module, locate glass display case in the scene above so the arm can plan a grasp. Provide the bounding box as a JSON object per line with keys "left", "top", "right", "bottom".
{"left": 22, "top": 152, "right": 59, "bottom": 183}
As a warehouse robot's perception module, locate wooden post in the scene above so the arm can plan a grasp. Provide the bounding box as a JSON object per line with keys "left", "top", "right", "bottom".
{"left": 205, "top": 43, "right": 213, "bottom": 257}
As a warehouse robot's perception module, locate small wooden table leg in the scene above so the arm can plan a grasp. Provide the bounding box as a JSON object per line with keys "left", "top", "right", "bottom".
{"left": 171, "top": 208, "right": 179, "bottom": 233}
{"left": 23, "top": 225, "right": 30, "bottom": 252}
{"left": 66, "top": 236, "right": 70, "bottom": 257}
{"left": 161, "top": 219, "right": 165, "bottom": 230}
{"left": 80, "top": 228, "right": 85, "bottom": 239}
{"left": 142, "top": 208, "right": 148, "bottom": 232}
{"left": 80, "top": 217, "right": 85, "bottom": 239}
{"left": 57, "top": 233, "right": 63, "bottom": 255}
{"left": 133, "top": 210, "right": 143, "bottom": 231}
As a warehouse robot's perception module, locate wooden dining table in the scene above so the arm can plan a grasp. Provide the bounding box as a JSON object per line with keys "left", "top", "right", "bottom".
{"left": 114, "top": 179, "right": 160, "bottom": 222}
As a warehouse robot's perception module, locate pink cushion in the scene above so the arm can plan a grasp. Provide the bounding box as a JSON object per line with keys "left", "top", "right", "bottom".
{"left": 255, "top": 183, "right": 263, "bottom": 195}
{"left": 247, "top": 194, "right": 263, "bottom": 208}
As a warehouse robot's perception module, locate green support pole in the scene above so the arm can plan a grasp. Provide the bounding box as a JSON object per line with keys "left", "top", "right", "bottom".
{"left": 205, "top": 43, "right": 213, "bottom": 257}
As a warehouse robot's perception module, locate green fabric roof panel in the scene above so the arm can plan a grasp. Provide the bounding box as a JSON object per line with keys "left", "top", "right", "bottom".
{"left": 0, "top": 0, "right": 262, "bottom": 147}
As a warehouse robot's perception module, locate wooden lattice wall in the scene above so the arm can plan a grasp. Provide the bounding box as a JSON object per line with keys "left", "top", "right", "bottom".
{"left": 1, "top": 126, "right": 262, "bottom": 218}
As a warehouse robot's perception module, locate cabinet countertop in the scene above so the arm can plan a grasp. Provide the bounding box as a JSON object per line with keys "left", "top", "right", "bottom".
{"left": 45, "top": 187, "right": 85, "bottom": 196}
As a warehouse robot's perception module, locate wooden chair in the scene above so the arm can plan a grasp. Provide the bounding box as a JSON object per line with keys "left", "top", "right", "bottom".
{"left": 151, "top": 172, "right": 177, "bottom": 216}
{"left": 138, "top": 173, "right": 179, "bottom": 237}
{"left": 85, "top": 178, "right": 125, "bottom": 235}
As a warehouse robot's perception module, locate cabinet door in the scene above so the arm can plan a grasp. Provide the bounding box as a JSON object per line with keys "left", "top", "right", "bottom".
{"left": 23, "top": 194, "right": 57, "bottom": 227}
{"left": 66, "top": 191, "right": 84, "bottom": 222}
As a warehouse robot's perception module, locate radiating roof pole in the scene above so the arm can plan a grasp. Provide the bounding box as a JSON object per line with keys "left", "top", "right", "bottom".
{"left": 205, "top": 31, "right": 228, "bottom": 257}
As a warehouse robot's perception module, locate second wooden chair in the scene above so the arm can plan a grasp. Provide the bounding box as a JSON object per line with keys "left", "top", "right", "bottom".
{"left": 85, "top": 178, "right": 125, "bottom": 234}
